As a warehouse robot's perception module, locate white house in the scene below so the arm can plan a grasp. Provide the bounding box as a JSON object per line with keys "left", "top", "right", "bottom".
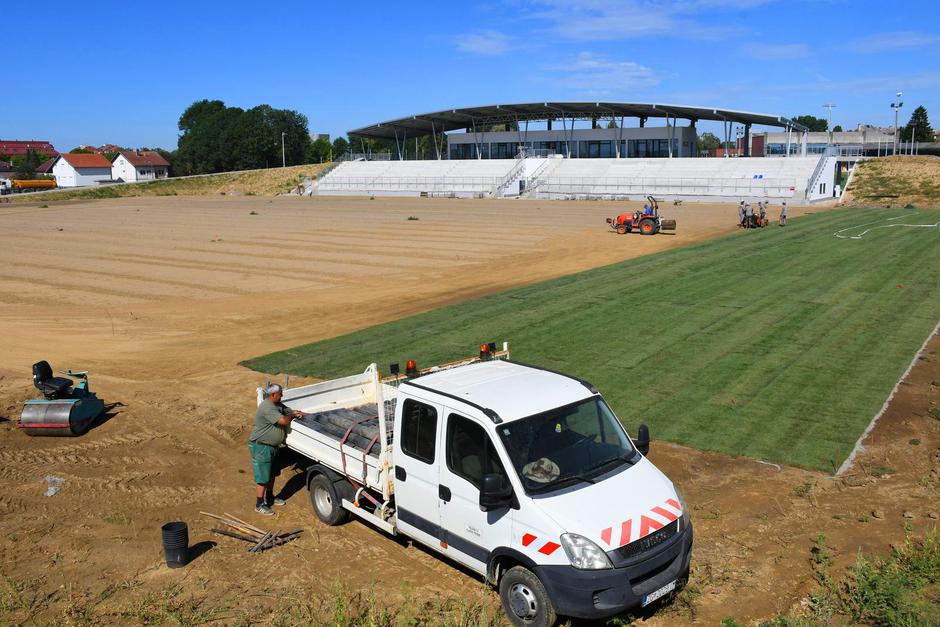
{"left": 51, "top": 153, "right": 113, "bottom": 187}
{"left": 111, "top": 150, "right": 170, "bottom": 182}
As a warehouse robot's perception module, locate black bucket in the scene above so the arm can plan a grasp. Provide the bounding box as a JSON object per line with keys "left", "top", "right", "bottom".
{"left": 161, "top": 521, "right": 189, "bottom": 568}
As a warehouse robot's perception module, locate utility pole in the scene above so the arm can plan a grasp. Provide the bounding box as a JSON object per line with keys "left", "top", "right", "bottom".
{"left": 281, "top": 132, "right": 287, "bottom": 167}
{"left": 890, "top": 92, "right": 903, "bottom": 156}
{"left": 823, "top": 103, "right": 836, "bottom": 146}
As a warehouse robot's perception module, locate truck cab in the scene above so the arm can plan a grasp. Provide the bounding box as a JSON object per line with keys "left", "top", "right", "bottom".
{"left": 270, "top": 349, "right": 692, "bottom": 626}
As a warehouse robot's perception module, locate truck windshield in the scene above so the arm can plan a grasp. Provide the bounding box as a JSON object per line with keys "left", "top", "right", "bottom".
{"left": 496, "top": 396, "right": 638, "bottom": 494}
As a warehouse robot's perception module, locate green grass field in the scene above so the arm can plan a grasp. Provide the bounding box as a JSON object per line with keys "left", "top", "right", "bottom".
{"left": 243, "top": 207, "right": 940, "bottom": 471}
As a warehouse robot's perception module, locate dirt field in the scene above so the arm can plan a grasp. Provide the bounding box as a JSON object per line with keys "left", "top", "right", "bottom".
{"left": 842, "top": 155, "right": 940, "bottom": 208}
{"left": 0, "top": 195, "right": 936, "bottom": 624}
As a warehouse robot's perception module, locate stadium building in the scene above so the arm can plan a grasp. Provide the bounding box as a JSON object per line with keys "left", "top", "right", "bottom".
{"left": 317, "top": 102, "right": 854, "bottom": 204}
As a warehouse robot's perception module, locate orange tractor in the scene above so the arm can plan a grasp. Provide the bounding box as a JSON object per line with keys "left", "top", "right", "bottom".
{"left": 606, "top": 196, "right": 677, "bottom": 235}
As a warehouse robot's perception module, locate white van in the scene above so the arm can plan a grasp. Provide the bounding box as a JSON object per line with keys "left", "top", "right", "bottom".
{"left": 262, "top": 344, "right": 692, "bottom": 626}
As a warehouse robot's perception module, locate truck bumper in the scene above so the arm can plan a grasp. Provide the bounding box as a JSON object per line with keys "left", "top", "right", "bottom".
{"left": 535, "top": 522, "right": 693, "bottom": 620}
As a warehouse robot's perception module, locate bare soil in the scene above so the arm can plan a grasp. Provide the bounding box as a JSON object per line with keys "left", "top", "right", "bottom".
{"left": 0, "top": 195, "right": 935, "bottom": 624}
{"left": 843, "top": 155, "right": 940, "bottom": 208}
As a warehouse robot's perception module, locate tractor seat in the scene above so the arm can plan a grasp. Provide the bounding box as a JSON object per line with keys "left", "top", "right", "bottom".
{"left": 32, "top": 360, "right": 73, "bottom": 399}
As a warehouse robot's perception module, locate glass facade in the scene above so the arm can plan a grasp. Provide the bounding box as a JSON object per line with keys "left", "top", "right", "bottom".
{"left": 766, "top": 143, "right": 829, "bottom": 155}
{"left": 448, "top": 137, "right": 680, "bottom": 159}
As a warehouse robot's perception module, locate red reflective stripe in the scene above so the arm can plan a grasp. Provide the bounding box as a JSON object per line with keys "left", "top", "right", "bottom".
{"left": 638, "top": 515, "right": 664, "bottom": 538}
{"left": 651, "top": 506, "right": 678, "bottom": 522}
{"left": 619, "top": 519, "right": 633, "bottom": 547}
{"left": 665, "top": 498, "right": 681, "bottom": 511}
{"left": 538, "top": 541, "right": 560, "bottom": 556}
{"left": 17, "top": 423, "right": 72, "bottom": 428}
{"left": 521, "top": 533, "right": 536, "bottom": 547}
{"left": 600, "top": 527, "right": 612, "bottom": 546}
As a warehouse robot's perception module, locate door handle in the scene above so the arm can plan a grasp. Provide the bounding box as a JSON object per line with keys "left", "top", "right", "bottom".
{"left": 395, "top": 466, "right": 406, "bottom": 481}
{"left": 439, "top": 485, "right": 451, "bottom": 502}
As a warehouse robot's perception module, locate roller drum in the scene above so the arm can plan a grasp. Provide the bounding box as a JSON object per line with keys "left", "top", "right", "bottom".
{"left": 19, "top": 401, "right": 85, "bottom": 436}
{"left": 660, "top": 219, "right": 677, "bottom": 231}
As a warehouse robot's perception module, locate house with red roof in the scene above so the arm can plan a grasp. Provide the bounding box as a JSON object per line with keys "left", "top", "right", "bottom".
{"left": 111, "top": 150, "right": 170, "bottom": 182}
{"left": 0, "top": 140, "right": 58, "bottom": 158}
{"left": 50, "top": 153, "right": 113, "bottom": 187}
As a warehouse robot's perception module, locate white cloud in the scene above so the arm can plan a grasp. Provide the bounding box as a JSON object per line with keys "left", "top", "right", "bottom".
{"left": 455, "top": 29, "right": 513, "bottom": 55}
{"left": 742, "top": 43, "right": 809, "bottom": 60}
{"left": 850, "top": 31, "right": 940, "bottom": 53}
{"left": 523, "top": 0, "right": 776, "bottom": 41}
{"left": 540, "top": 52, "right": 660, "bottom": 94}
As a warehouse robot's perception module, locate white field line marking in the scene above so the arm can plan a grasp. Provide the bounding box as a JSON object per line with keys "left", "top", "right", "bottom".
{"left": 834, "top": 214, "right": 940, "bottom": 239}
{"left": 836, "top": 319, "right": 940, "bottom": 476}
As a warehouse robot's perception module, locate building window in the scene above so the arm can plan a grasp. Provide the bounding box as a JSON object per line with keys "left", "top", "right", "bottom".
{"left": 401, "top": 399, "right": 437, "bottom": 464}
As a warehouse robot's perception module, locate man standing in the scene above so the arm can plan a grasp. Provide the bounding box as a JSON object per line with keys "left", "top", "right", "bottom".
{"left": 738, "top": 201, "right": 746, "bottom": 227}
{"left": 780, "top": 201, "right": 789, "bottom": 226}
{"left": 744, "top": 202, "right": 754, "bottom": 228}
{"left": 248, "top": 383, "right": 302, "bottom": 515}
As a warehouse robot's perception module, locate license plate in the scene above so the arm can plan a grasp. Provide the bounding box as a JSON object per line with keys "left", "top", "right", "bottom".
{"left": 641, "top": 579, "right": 676, "bottom": 607}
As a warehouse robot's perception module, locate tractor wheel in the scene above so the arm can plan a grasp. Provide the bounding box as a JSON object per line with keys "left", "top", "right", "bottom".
{"left": 640, "top": 219, "right": 655, "bottom": 235}
{"left": 617, "top": 225, "right": 628, "bottom": 235}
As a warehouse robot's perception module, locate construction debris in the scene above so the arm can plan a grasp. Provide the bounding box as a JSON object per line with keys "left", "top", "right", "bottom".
{"left": 201, "top": 511, "right": 302, "bottom": 553}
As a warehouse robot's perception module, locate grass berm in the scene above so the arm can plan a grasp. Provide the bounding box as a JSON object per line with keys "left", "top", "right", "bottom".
{"left": 244, "top": 206, "right": 940, "bottom": 471}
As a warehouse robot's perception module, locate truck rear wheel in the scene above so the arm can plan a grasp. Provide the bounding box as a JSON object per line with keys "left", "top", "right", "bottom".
{"left": 309, "top": 474, "right": 349, "bottom": 526}
{"left": 499, "top": 566, "right": 557, "bottom": 627}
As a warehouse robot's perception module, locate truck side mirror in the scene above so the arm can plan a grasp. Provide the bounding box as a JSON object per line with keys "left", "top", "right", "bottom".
{"left": 636, "top": 424, "right": 650, "bottom": 456}
{"left": 479, "top": 473, "right": 513, "bottom": 512}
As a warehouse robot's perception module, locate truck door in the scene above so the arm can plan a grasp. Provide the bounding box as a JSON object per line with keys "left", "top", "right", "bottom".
{"left": 393, "top": 397, "right": 443, "bottom": 549}
{"left": 438, "top": 409, "right": 513, "bottom": 575}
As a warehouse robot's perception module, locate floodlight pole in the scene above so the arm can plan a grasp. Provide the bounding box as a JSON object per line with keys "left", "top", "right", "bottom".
{"left": 281, "top": 132, "right": 286, "bottom": 167}
{"left": 891, "top": 92, "right": 903, "bottom": 156}
{"left": 823, "top": 103, "right": 835, "bottom": 146}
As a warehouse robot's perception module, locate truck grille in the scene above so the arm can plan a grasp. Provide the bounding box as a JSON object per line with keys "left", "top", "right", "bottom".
{"left": 610, "top": 520, "right": 678, "bottom": 562}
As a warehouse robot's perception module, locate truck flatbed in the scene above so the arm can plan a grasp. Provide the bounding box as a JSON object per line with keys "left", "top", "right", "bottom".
{"left": 293, "top": 400, "right": 396, "bottom": 457}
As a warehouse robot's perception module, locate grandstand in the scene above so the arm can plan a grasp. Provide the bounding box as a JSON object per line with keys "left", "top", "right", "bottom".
{"left": 315, "top": 102, "right": 840, "bottom": 203}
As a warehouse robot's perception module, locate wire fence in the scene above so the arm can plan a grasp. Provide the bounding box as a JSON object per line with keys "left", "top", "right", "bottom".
{"left": 536, "top": 176, "right": 799, "bottom": 199}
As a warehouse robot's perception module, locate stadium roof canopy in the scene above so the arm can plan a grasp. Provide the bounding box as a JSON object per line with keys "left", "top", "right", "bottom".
{"left": 349, "top": 102, "right": 809, "bottom": 139}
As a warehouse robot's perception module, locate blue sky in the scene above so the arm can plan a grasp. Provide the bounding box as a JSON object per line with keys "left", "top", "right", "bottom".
{"left": 6, "top": 0, "right": 938, "bottom": 151}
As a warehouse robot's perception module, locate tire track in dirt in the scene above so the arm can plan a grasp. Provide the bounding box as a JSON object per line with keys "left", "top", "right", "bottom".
{"left": 0, "top": 430, "right": 167, "bottom": 469}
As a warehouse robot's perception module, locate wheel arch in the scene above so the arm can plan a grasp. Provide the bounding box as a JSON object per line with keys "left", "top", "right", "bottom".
{"left": 487, "top": 547, "right": 540, "bottom": 585}
{"left": 305, "top": 463, "right": 345, "bottom": 489}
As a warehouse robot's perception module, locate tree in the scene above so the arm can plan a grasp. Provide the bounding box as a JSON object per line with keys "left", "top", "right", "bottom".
{"left": 175, "top": 99, "right": 312, "bottom": 174}
{"left": 696, "top": 132, "right": 721, "bottom": 152}
{"left": 69, "top": 147, "right": 93, "bottom": 154}
{"left": 332, "top": 137, "right": 349, "bottom": 159}
{"left": 14, "top": 149, "right": 44, "bottom": 179}
{"left": 900, "top": 106, "right": 933, "bottom": 142}
{"left": 306, "top": 137, "right": 333, "bottom": 163}
{"left": 606, "top": 120, "right": 618, "bottom": 129}
{"left": 791, "top": 115, "right": 828, "bottom": 132}
{"left": 832, "top": 125, "right": 843, "bottom": 132}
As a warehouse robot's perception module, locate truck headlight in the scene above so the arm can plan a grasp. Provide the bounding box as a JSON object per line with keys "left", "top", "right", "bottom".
{"left": 675, "top": 487, "right": 691, "bottom": 531}
{"left": 560, "top": 533, "right": 613, "bottom": 570}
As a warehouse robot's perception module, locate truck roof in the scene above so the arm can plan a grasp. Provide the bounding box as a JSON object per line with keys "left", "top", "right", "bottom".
{"left": 403, "top": 360, "right": 595, "bottom": 423}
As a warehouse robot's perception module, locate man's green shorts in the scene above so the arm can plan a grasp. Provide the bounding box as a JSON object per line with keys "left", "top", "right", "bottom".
{"left": 248, "top": 441, "right": 277, "bottom": 484}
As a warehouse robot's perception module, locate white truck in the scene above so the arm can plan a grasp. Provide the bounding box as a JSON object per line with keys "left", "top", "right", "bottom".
{"left": 259, "top": 344, "right": 692, "bottom": 626}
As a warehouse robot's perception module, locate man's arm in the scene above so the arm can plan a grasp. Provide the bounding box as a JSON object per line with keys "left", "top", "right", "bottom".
{"left": 275, "top": 402, "right": 303, "bottom": 425}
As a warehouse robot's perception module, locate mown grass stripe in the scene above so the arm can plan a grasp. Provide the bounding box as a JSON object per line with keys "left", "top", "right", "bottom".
{"left": 243, "top": 206, "right": 940, "bottom": 470}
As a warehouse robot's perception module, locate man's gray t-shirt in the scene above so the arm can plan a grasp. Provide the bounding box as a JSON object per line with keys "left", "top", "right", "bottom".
{"left": 250, "top": 399, "right": 291, "bottom": 446}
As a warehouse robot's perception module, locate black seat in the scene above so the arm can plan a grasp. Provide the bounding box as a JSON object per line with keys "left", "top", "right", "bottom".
{"left": 32, "top": 360, "right": 73, "bottom": 399}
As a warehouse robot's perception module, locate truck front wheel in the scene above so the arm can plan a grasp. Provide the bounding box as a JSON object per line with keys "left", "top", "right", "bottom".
{"left": 499, "top": 566, "right": 557, "bottom": 627}
{"left": 309, "top": 474, "right": 349, "bottom": 526}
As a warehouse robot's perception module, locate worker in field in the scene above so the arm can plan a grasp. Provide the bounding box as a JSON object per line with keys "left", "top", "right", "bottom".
{"left": 758, "top": 200, "right": 767, "bottom": 225}
{"left": 248, "top": 383, "right": 303, "bottom": 516}
{"left": 738, "top": 201, "right": 746, "bottom": 227}
{"left": 780, "top": 201, "right": 789, "bottom": 226}
{"left": 744, "top": 203, "right": 754, "bottom": 228}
